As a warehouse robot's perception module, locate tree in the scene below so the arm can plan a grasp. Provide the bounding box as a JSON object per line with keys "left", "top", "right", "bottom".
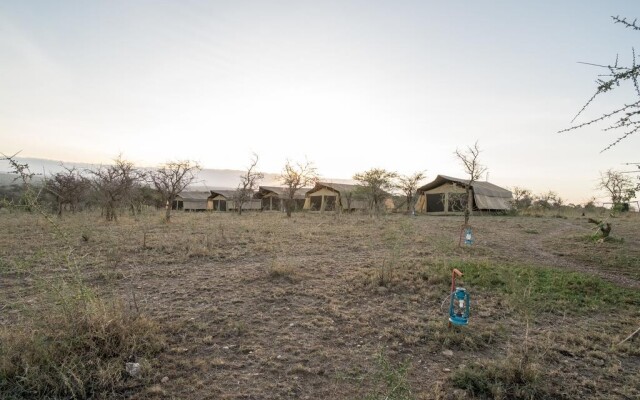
{"left": 559, "top": 16, "right": 640, "bottom": 152}
{"left": 234, "top": 153, "right": 263, "bottom": 215}
{"left": 1, "top": 152, "right": 39, "bottom": 212}
{"left": 353, "top": 168, "right": 398, "bottom": 214}
{"left": 533, "top": 191, "right": 562, "bottom": 210}
{"left": 597, "top": 169, "right": 636, "bottom": 210}
{"left": 88, "top": 156, "right": 144, "bottom": 221}
{"left": 45, "top": 166, "right": 90, "bottom": 216}
{"left": 510, "top": 187, "right": 533, "bottom": 211}
{"left": 149, "top": 160, "right": 201, "bottom": 222}
{"left": 280, "top": 159, "right": 318, "bottom": 217}
{"left": 454, "top": 141, "right": 487, "bottom": 225}
{"left": 397, "top": 171, "right": 426, "bottom": 213}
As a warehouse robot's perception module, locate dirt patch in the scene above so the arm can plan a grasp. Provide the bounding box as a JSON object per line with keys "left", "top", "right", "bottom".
{"left": 1, "top": 211, "right": 639, "bottom": 399}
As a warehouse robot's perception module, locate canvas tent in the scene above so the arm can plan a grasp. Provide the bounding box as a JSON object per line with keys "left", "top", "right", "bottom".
{"left": 208, "top": 190, "right": 235, "bottom": 211}
{"left": 255, "top": 186, "right": 309, "bottom": 211}
{"left": 173, "top": 191, "right": 211, "bottom": 211}
{"left": 415, "top": 175, "right": 512, "bottom": 213}
{"left": 303, "top": 182, "right": 394, "bottom": 211}
{"left": 208, "top": 190, "right": 261, "bottom": 212}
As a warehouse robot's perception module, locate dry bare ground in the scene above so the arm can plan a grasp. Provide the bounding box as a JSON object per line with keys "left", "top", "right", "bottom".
{"left": 1, "top": 210, "right": 639, "bottom": 399}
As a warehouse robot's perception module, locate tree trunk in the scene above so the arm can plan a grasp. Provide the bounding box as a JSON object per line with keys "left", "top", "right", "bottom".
{"left": 286, "top": 198, "right": 292, "bottom": 218}
{"left": 165, "top": 199, "right": 172, "bottom": 222}
{"left": 464, "top": 188, "right": 472, "bottom": 225}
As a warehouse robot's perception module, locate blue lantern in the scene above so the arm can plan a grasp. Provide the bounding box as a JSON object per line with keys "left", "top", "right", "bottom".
{"left": 449, "top": 287, "right": 470, "bottom": 326}
{"left": 464, "top": 227, "right": 473, "bottom": 245}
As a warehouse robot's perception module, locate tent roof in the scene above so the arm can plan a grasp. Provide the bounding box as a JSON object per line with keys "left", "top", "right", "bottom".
{"left": 256, "top": 186, "right": 310, "bottom": 199}
{"left": 209, "top": 190, "right": 237, "bottom": 199}
{"left": 306, "top": 182, "right": 362, "bottom": 196}
{"left": 417, "top": 175, "right": 513, "bottom": 210}
{"left": 176, "top": 191, "right": 211, "bottom": 201}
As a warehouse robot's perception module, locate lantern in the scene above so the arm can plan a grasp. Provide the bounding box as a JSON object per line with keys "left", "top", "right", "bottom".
{"left": 448, "top": 268, "right": 470, "bottom": 326}
{"left": 464, "top": 227, "right": 473, "bottom": 245}
{"left": 449, "top": 287, "right": 470, "bottom": 326}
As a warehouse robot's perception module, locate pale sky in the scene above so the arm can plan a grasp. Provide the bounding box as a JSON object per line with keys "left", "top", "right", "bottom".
{"left": 1, "top": 1, "right": 639, "bottom": 204}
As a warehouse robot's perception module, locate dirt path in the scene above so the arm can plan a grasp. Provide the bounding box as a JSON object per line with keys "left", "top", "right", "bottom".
{"left": 528, "top": 219, "right": 640, "bottom": 289}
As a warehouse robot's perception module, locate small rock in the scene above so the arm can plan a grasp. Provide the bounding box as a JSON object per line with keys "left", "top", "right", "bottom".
{"left": 125, "top": 362, "right": 141, "bottom": 377}
{"left": 277, "top": 355, "right": 282, "bottom": 359}
{"left": 376, "top": 286, "right": 388, "bottom": 294}
{"left": 443, "top": 368, "right": 451, "bottom": 372}
{"left": 289, "top": 323, "right": 294, "bottom": 327}
{"left": 161, "top": 376, "right": 169, "bottom": 383}
{"left": 442, "top": 349, "right": 454, "bottom": 357}
{"left": 223, "top": 346, "right": 229, "bottom": 350}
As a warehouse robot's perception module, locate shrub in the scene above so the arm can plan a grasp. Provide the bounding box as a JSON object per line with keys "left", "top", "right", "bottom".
{"left": 0, "top": 295, "right": 164, "bottom": 399}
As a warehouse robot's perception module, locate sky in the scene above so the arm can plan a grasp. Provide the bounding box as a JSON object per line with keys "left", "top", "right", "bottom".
{"left": 1, "top": 0, "right": 639, "bottom": 204}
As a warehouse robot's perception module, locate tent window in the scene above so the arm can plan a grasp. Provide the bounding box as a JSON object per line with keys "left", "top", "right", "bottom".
{"left": 448, "top": 193, "right": 467, "bottom": 212}
{"left": 324, "top": 196, "right": 336, "bottom": 211}
{"left": 310, "top": 196, "right": 322, "bottom": 211}
{"left": 214, "top": 200, "right": 227, "bottom": 211}
{"left": 426, "top": 194, "right": 444, "bottom": 212}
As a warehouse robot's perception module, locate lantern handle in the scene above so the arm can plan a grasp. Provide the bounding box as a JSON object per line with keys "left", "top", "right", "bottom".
{"left": 451, "top": 268, "right": 463, "bottom": 293}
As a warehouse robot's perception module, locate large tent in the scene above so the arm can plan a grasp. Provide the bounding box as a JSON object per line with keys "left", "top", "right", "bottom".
{"left": 415, "top": 175, "right": 512, "bottom": 213}
{"left": 208, "top": 190, "right": 261, "bottom": 212}
{"left": 255, "top": 186, "right": 309, "bottom": 211}
{"left": 172, "top": 191, "right": 211, "bottom": 211}
{"left": 303, "top": 182, "right": 394, "bottom": 212}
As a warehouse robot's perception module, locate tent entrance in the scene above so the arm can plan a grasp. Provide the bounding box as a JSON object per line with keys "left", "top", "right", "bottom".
{"left": 426, "top": 194, "right": 444, "bottom": 212}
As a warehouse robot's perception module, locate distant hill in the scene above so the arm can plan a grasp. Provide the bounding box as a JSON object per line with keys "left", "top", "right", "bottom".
{"left": 0, "top": 157, "right": 354, "bottom": 190}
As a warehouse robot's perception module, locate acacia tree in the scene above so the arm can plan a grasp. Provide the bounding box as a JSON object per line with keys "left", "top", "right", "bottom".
{"left": 150, "top": 160, "right": 201, "bottom": 222}
{"left": 533, "top": 191, "right": 563, "bottom": 210}
{"left": 510, "top": 187, "right": 534, "bottom": 211}
{"left": 598, "top": 169, "right": 636, "bottom": 210}
{"left": 234, "top": 153, "right": 263, "bottom": 215}
{"left": 559, "top": 16, "right": 640, "bottom": 151}
{"left": 397, "top": 171, "right": 426, "bottom": 213}
{"left": 1, "top": 152, "right": 38, "bottom": 211}
{"left": 454, "top": 141, "right": 487, "bottom": 225}
{"left": 45, "top": 166, "right": 90, "bottom": 216}
{"left": 89, "top": 156, "right": 143, "bottom": 221}
{"left": 353, "top": 168, "right": 398, "bottom": 214}
{"left": 280, "top": 159, "right": 318, "bottom": 217}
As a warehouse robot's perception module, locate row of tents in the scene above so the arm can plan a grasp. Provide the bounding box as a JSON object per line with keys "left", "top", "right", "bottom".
{"left": 173, "top": 175, "right": 513, "bottom": 214}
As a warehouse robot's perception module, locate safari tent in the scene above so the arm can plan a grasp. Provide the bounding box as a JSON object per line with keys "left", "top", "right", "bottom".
{"left": 415, "top": 175, "right": 512, "bottom": 213}
{"left": 172, "top": 191, "right": 211, "bottom": 211}
{"left": 303, "top": 182, "right": 394, "bottom": 212}
{"left": 208, "top": 190, "right": 261, "bottom": 212}
{"left": 255, "top": 186, "right": 309, "bottom": 212}
{"left": 208, "top": 190, "right": 236, "bottom": 212}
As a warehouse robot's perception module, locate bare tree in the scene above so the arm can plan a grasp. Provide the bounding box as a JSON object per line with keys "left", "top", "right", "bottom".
{"left": 510, "top": 187, "right": 534, "bottom": 211}
{"left": 88, "top": 156, "right": 144, "bottom": 221}
{"left": 397, "top": 171, "right": 426, "bottom": 213}
{"left": 454, "top": 141, "right": 487, "bottom": 225}
{"left": 559, "top": 16, "right": 640, "bottom": 152}
{"left": 234, "top": 153, "right": 263, "bottom": 215}
{"left": 280, "top": 159, "right": 318, "bottom": 217}
{"left": 353, "top": 168, "right": 398, "bottom": 214}
{"left": 1, "top": 152, "right": 39, "bottom": 212}
{"left": 150, "top": 160, "right": 201, "bottom": 222}
{"left": 45, "top": 166, "right": 90, "bottom": 216}
{"left": 598, "top": 169, "right": 636, "bottom": 210}
{"left": 533, "top": 191, "right": 563, "bottom": 210}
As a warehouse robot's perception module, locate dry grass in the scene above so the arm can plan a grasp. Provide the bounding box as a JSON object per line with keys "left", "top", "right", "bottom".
{"left": 1, "top": 210, "right": 639, "bottom": 399}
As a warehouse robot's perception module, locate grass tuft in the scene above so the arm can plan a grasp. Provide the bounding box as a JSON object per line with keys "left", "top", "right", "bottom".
{"left": 0, "top": 295, "right": 164, "bottom": 399}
